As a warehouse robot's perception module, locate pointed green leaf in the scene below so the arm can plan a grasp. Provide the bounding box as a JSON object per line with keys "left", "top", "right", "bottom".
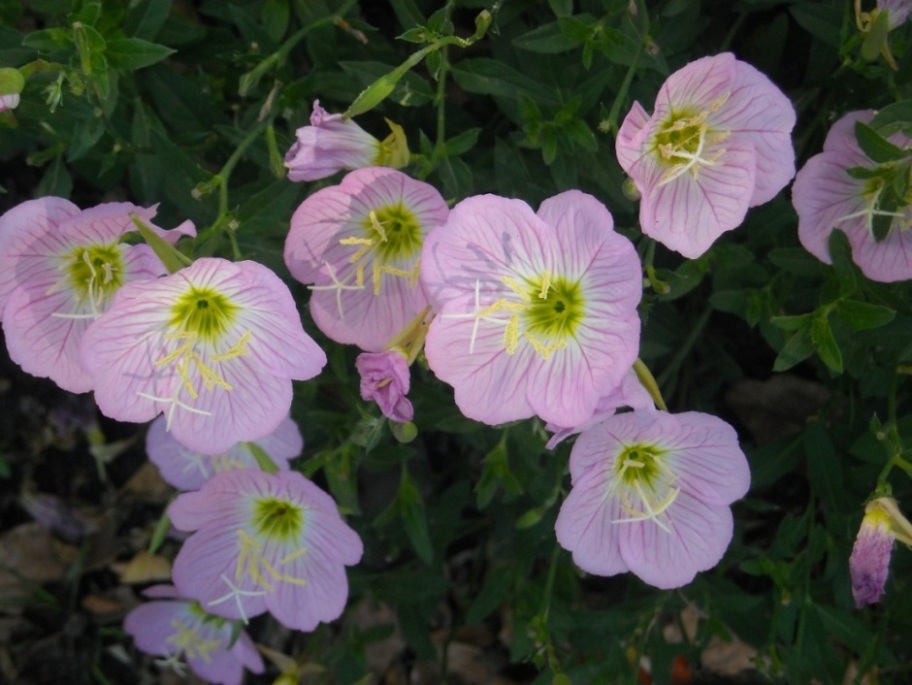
{"left": 106, "top": 38, "right": 175, "bottom": 70}
{"left": 810, "top": 314, "right": 843, "bottom": 373}
{"left": 854, "top": 120, "right": 908, "bottom": 163}
{"left": 836, "top": 300, "right": 896, "bottom": 330}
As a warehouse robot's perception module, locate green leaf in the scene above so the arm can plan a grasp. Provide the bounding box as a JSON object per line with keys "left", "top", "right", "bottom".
{"left": 131, "top": 215, "right": 192, "bottom": 274}
{"left": 345, "top": 43, "right": 436, "bottom": 118}
{"left": 854, "top": 121, "right": 908, "bottom": 163}
{"left": 773, "top": 328, "right": 814, "bottom": 372}
{"left": 23, "top": 27, "right": 71, "bottom": 51}
{"left": 450, "top": 58, "right": 559, "bottom": 105}
{"left": 771, "top": 313, "right": 813, "bottom": 332}
{"left": 810, "top": 314, "right": 843, "bottom": 373}
{"left": 399, "top": 472, "right": 433, "bottom": 564}
{"left": 803, "top": 423, "right": 843, "bottom": 509}
{"left": 465, "top": 565, "right": 514, "bottom": 624}
{"left": 444, "top": 127, "right": 481, "bottom": 155}
{"left": 861, "top": 7, "right": 891, "bottom": 62}
{"left": 869, "top": 99, "right": 912, "bottom": 137}
{"left": 244, "top": 442, "right": 278, "bottom": 474}
{"left": 124, "top": 0, "right": 173, "bottom": 41}
{"left": 548, "top": 0, "right": 573, "bottom": 16}
{"left": 835, "top": 300, "right": 896, "bottom": 330}
{"left": 106, "top": 38, "right": 175, "bottom": 70}
{"left": 513, "top": 22, "right": 577, "bottom": 54}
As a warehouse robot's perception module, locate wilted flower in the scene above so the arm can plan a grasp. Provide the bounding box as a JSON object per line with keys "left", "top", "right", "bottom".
{"left": 616, "top": 52, "right": 795, "bottom": 258}
{"left": 850, "top": 496, "right": 912, "bottom": 608}
{"left": 284, "top": 100, "right": 408, "bottom": 182}
{"left": 285, "top": 167, "right": 448, "bottom": 351}
{"left": 124, "top": 584, "right": 263, "bottom": 685}
{"left": 421, "top": 190, "right": 641, "bottom": 428}
{"left": 356, "top": 350, "right": 414, "bottom": 423}
{"left": 793, "top": 110, "right": 912, "bottom": 282}
{"left": 0, "top": 198, "right": 194, "bottom": 393}
{"left": 146, "top": 414, "right": 304, "bottom": 491}
{"left": 169, "top": 469, "right": 363, "bottom": 631}
{"left": 555, "top": 410, "right": 750, "bottom": 589}
{"left": 81, "top": 258, "right": 326, "bottom": 454}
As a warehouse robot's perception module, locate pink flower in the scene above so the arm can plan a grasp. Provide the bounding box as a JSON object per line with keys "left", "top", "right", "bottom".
{"left": 284, "top": 100, "right": 383, "bottom": 182}
{"left": 555, "top": 410, "right": 750, "bottom": 589}
{"left": 616, "top": 52, "right": 795, "bottom": 258}
{"left": 81, "top": 258, "right": 326, "bottom": 454}
{"left": 146, "top": 414, "right": 304, "bottom": 491}
{"left": 285, "top": 167, "right": 448, "bottom": 351}
{"left": 420, "top": 190, "right": 641, "bottom": 428}
{"left": 168, "top": 469, "right": 363, "bottom": 631}
{"left": 849, "top": 497, "right": 912, "bottom": 607}
{"left": 124, "top": 584, "right": 263, "bottom": 685}
{"left": 356, "top": 350, "right": 414, "bottom": 422}
{"left": 793, "top": 110, "right": 912, "bottom": 282}
{"left": 0, "top": 93, "right": 19, "bottom": 112}
{"left": 0, "top": 198, "right": 194, "bottom": 393}
{"left": 545, "top": 369, "right": 655, "bottom": 450}
{"left": 877, "top": 0, "right": 912, "bottom": 28}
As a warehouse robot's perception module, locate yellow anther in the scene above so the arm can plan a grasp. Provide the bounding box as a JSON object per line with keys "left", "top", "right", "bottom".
{"left": 167, "top": 621, "right": 221, "bottom": 663}
{"left": 234, "top": 530, "right": 308, "bottom": 592}
{"left": 538, "top": 270, "right": 552, "bottom": 299}
{"left": 372, "top": 261, "right": 382, "bottom": 296}
{"left": 211, "top": 331, "right": 252, "bottom": 362}
{"left": 212, "top": 453, "right": 247, "bottom": 473}
{"left": 503, "top": 314, "right": 520, "bottom": 355}
{"left": 501, "top": 275, "right": 531, "bottom": 301}
{"left": 525, "top": 334, "right": 567, "bottom": 360}
{"left": 368, "top": 210, "right": 388, "bottom": 242}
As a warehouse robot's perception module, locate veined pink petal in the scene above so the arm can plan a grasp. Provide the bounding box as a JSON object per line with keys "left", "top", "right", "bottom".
{"left": 638, "top": 138, "right": 757, "bottom": 258}
{"left": 616, "top": 101, "right": 653, "bottom": 173}
{"left": 654, "top": 53, "right": 737, "bottom": 119}
{"left": 619, "top": 491, "right": 734, "bottom": 589}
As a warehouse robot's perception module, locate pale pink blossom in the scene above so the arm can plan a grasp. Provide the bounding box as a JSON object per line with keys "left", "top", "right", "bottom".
{"left": 850, "top": 497, "right": 912, "bottom": 607}
{"left": 421, "top": 190, "right": 641, "bottom": 428}
{"left": 146, "top": 414, "right": 304, "bottom": 490}
{"left": 81, "top": 258, "right": 325, "bottom": 454}
{"left": 169, "top": 469, "right": 363, "bottom": 631}
{"left": 284, "top": 100, "right": 383, "bottom": 182}
{"left": 285, "top": 167, "right": 448, "bottom": 351}
{"left": 0, "top": 198, "right": 194, "bottom": 392}
{"left": 555, "top": 410, "right": 750, "bottom": 589}
{"left": 124, "top": 584, "right": 263, "bottom": 685}
{"left": 793, "top": 110, "right": 912, "bottom": 282}
{"left": 616, "top": 52, "right": 795, "bottom": 258}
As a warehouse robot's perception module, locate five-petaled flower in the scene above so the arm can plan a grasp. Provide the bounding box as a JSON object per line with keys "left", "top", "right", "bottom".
{"left": 146, "top": 414, "right": 304, "bottom": 491}
{"left": 793, "top": 110, "right": 912, "bottom": 282}
{"left": 284, "top": 100, "right": 407, "bottom": 182}
{"left": 124, "top": 584, "right": 264, "bottom": 685}
{"left": 420, "top": 190, "right": 642, "bottom": 428}
{"left": 0, "top": 198, "right": 194, "bottom": 393}
{"left": 616, "top": 52, "right": 795, "bottom": 258}
{"left": 555, "top": 410, "right": 750, "bottom": 589}
{"left": 285, "top": 167, "right": 448, "bottom": 351}
{"left": 169, "top": 469, "right": 363, "bottom": 631}
{"left": 80, "top": 257, "right": 326, "bottom": 454}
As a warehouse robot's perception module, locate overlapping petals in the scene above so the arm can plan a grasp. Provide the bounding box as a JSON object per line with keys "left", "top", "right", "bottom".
{"left": 356, "top": 350, "right": 414, "bottom": 422}
{"left": 146, "top": 414, "right": 304, "bottom": 490}
{"left": 168, "top": 469, "right": 363, "bottom": 632}
{"left": 421, "top": 190, "right": 641, "bottom": 428}
{"left": 617, "top": 52, "right": 795, "bottom": 258}
{"left": 81, "top": 258, "right": 326, "bottom": 454}
{"left": 793, "top": 110, "right": 912, "bottom": 282}
{"left": 285, "top": 167, "right": 448, "bottom": 351}
{"left": 124, "top": 585, "right": 263, "bottom": 685}
{"left": 0, "top": 198, "right": 194, "bottom": 393}
{"left": 555, "top": 410, "right": 750, "bottom": 589}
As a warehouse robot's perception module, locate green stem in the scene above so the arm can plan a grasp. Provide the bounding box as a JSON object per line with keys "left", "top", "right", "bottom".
{"left": 603, "top": 44, "right": 643, "bottom": 137}
{"left": 656, "top": 303, "right": 713, "bottom": 388}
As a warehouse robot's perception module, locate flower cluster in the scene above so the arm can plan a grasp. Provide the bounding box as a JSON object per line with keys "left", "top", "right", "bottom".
{"left": 616, "top": 52, "right": 795, "bottom": 258}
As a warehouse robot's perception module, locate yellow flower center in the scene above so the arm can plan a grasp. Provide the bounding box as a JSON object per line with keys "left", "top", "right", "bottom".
{"left": 611, "top": 442, "right": 679, "bottom": 532}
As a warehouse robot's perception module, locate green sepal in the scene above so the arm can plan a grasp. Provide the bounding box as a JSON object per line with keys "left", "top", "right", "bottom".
{"left": 131, "top": 215, "right": 193, "bottom": 274}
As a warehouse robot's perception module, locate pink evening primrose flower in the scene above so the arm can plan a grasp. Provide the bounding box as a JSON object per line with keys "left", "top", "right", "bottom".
{"left": 877, "top": 0, "right": 912, "bottom": 28}
{"left": 793, "top": 110, "right": 912, "bottom": 282}
{"left": 285, "top": 167, "right": 448, "bottom": 351}
{"left": 284, "top": 100, "right": 383, "bottom": 182}
{"left": 356, "top": 350, "right": 414, "bottom": 423}
{"left": 0, "top": 93, "right": 19, "bottom": 112}
{"left": 616, "top": 52, "right": 796, "bottom": 258}
{"left": 80, "top": 257, "right": 326, "bottom": 455}
{"left": 420, "top": 190, "right": 642, "bottom": 428}
{"left": 0, "top": 198, "right": 195, "bottom": 393}
{"left": 124, "top": 584, "right": 264, "bottom": 685}
{"left": 169, "top": 469, "right": 363, "bottom": 631}
{"left": 849, "top": 496, "right": 912, "bottom": 607}
{"left": 555, "top": 410, "right": 750, "bottom": 589}
{"left": 146, "top": 414, "right": 304, "bottom": 491}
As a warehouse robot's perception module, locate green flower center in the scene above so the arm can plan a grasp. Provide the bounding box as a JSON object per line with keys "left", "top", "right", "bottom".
{"left": 252, "top": 497, "right": 304, "bottom": 542}
{"left": 66, "top": 243, "right": 125, "bottom": 309}
{"left": 169, "top": 286, "right": 239, "bottom": 343}
{"left": 365, "top": 202, "right": 423, "bottom": 263}
{"left": 524, "top": 274, "right": 585, "bottom": 338}
{"left": 612, "top": 442, "right": 679, "bottom": 532}
{"left": 652, "top": 110, "right": 707, "bottom": 164}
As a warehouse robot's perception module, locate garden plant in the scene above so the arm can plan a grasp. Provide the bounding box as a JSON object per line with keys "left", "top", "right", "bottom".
{"left": 1, "top": 0, "right": 912, "bottom": 683}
